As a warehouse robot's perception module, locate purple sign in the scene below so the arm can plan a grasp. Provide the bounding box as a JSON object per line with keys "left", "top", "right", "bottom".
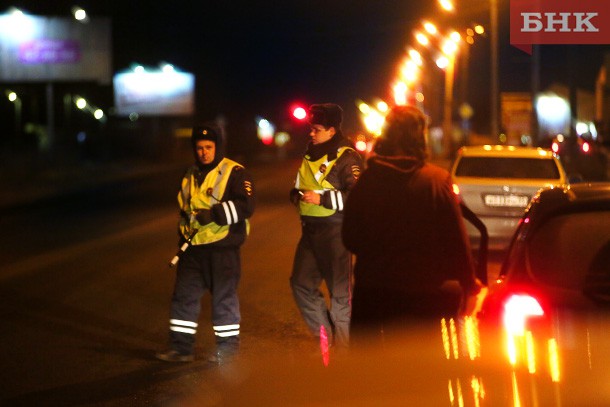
{"left": 18, "top": 39, "right": 81, "bottom": 64}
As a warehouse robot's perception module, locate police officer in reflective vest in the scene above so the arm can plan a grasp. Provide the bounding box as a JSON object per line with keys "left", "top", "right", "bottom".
{"left": 289, "top": 103, "right": 363, "bottom": 349}
{"left": 157, "top": 123, "right": 255, "bottom": 363}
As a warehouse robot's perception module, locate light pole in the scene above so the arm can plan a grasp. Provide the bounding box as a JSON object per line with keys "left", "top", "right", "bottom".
{"left": 411, "top": 23, "right": 462, "bottom": 158}
{"left": 437, "top": 34, "right": 460, "bottom": 159}
{"left": 6, "top": 90, "right": 22, "bottom": 139}
{"left": 490, "top": 0, "right": 499, "bottom": 140}
{"left": 438, "top": 54, "right": 456, "bottom": 159}
{"left": 393, "top": 54, "right": 421, "bottom": 106}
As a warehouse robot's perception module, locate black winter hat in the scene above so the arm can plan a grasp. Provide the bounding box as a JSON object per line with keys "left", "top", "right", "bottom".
{"left": 309, "top": 103, "right": 343, "bottom": 129}
{"left": 191, "top": 124, "right": 221, "bottom": 148}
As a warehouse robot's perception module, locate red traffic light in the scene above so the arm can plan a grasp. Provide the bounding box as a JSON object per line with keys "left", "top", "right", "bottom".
{"left": 292, "top": 106, "right": 307, "bottom": 121}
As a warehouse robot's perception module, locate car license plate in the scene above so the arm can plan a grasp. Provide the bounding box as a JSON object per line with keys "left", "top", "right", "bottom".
{"left": 484, "top": 194, "right": 529, "bottom": 208}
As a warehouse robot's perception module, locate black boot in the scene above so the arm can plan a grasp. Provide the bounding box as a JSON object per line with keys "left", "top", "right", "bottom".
{"left": 156, "top": 349, "right": 194, "bottom": 362}
{"left": 207, "top": 338, "right": 239, "bottom": 365}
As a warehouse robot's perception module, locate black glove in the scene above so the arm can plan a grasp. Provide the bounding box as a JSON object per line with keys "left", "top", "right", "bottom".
{"left": 195, "top": 209, "right": 213, "bottom": 225}
{"left": 289, "top": 188, "right": 302, "bottom": 206}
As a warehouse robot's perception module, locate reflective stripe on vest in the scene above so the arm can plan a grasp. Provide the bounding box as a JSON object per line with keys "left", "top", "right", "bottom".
{"left": 295, "top": 146, "right": 353, "bottom": 217}
{"left": 178, "top": 158, "right": 244, "bottom": 245}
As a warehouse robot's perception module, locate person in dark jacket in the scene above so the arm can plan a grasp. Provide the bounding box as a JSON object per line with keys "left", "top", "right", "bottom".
{"left": 342, "top": 105, "right": 482, "bottom": 347}
{"left": 156, "top": 123, "right": 255, "bottom": 364}
{"left": 289, "top": 103, "right": 363, "bottom": 350}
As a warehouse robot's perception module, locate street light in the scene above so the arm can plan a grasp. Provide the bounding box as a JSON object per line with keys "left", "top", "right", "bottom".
{"left": 423, "top": 21, "right": 438, "bottom": 35}
{"left": 438, "top": 0, "right": 455, "bottom": 12}
{"left": 415, "top": 31, "right": 430, "bottom": 47}
{"left": 413, "top": 23, "right": 461, "bottom": 158}
{"left": 75, "top": 97, "right": 87, "bottom": 109}
{"left": 393, "top": 81, "right": 409, "bottom": 106}
{"left": 393, "top": 54, "right": 422, "bottom": 106}
{"left": 437, "top": 0, "right": 498, "bottom": 140}
{"left": 357, "top": 101, "right": 386, "bottom": 137}
{"left": 437, "top": 34, "right": 460, "bottom": 158}
{"left": 72, "top": 95, "right": 106, "bottom": 123}
{"left": 5, "top": 90, "right": 22, "bottom": 139}
{"left": 71, "top": 6, "right": 89, "bottom": 23}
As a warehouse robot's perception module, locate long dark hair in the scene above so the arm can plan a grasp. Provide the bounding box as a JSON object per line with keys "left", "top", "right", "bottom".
{"left": 374, "top": 105, "right": 428, "bottom": 161}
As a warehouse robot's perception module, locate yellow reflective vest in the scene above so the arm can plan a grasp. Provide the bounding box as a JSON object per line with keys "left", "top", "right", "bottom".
{"left": 178, "top": 158, "right": 246, "bottom": 245}
{"left": 295, "top": 146, "right": 354, "bottom": 217}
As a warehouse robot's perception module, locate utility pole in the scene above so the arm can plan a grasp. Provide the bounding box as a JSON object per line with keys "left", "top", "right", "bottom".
{"left": 531, "top": 45, "right": 540, "bottom": 145}
{"left": 490, "top": 0, "right": 499, "bottom": 140}
{"left": 443, "top": 56, "right": 456, "bottom": 159}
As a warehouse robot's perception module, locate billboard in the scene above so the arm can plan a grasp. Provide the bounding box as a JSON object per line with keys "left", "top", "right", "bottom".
{"left": 113, "top": 70, "right": 195, "bottom": 116}
{"left": 0, "top": 14, "right": 111, "bottom": 84}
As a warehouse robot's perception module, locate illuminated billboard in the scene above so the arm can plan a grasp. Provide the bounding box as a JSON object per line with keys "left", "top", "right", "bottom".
{"left": 113, "top": 69, "right": 195, "bottom": 116}
{"left": 0, "top": 13, "right": 111, "bottom": 83}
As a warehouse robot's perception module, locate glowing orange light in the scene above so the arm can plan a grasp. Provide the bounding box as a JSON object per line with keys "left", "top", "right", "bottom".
{"left": 525, "top": 330, "right": 537, "bottom": 373}
{"left": 449, "top": 31, "right": 462, "bottom": 43}
{"left": 548, "top": 338, "right": 561, "bottom": 382}
{"left": 423, "top": 21, "right": 437, "bottom": 35}
{"left": 436, "top": 56, "right": 449, "bottom": 69}
{"left": 439, "top": 0, "right": 454, "bottom": 12}
{"left": 415, "top": 31, "right": 429, "bottom": 46}
{"left": 452, "top": 183, "right": 460, "bottom": 195}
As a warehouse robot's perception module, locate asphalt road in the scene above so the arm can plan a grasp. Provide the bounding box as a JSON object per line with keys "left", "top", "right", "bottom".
{"left": 0, "top": 159, "right": 310, "bottom": 405}
{"left": 0, "top": 158, "right": 505, "bottom": 406}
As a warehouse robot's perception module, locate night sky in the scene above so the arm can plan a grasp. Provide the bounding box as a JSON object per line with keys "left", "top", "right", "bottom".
{"left": 5, "top": 1, "right": 610, "bottom": 137}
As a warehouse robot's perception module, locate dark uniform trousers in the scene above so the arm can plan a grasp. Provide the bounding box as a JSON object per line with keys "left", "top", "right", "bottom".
{"left": 290, "top": 221, "right": 352, "bottom": 347}
{"left": 170, "top": 245, "right": 241, "bottom": 355}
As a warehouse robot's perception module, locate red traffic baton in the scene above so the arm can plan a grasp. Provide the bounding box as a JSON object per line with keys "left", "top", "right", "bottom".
{"left": 169, "top": 228, "right": 199, "bottom": 267}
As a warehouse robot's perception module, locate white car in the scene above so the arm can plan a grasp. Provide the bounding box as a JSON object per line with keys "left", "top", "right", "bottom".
{"left": 450, "top": 145, "right": 568, "bottom": 251}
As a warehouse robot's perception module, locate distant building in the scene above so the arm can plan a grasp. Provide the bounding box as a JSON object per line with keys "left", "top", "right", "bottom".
{"left": 595, "top": 53, "right": 610, "bottom": 144}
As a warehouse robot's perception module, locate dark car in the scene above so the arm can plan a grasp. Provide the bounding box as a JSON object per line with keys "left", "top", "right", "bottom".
{"left": 549, "top": 134, "right": 608, "bottom": 181}
{"left": 178, "top": 186, "right": 610, "bottom": 406}
{"left": 478, "top": 182, "right": 610, "bottom": 405}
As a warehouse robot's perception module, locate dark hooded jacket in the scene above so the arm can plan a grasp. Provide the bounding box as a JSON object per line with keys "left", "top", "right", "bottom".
{"left": 342, "top": 155, "right": 477, "bottom": 298}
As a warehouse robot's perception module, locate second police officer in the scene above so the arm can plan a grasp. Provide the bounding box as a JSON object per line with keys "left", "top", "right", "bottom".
{"left": 289, "top": 103, "right": 363, "bottom": 351}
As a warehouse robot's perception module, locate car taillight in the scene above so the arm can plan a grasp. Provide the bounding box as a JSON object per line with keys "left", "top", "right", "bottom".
{"left": 551, "top": 142, "right": 559, "bottom": 153}
{"left": 503, "top": 294, "right": 544, "bottom": 336}
{"left": 582, "top": 141, "right": 590, "bottom": 153}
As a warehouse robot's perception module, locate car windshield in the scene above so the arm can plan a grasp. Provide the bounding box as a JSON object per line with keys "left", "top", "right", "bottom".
{"left": 524, "top": 211, "right": 610, "bottom": 288}
{"left": 455, "top": 157, "right": 560, "bottom": 179}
